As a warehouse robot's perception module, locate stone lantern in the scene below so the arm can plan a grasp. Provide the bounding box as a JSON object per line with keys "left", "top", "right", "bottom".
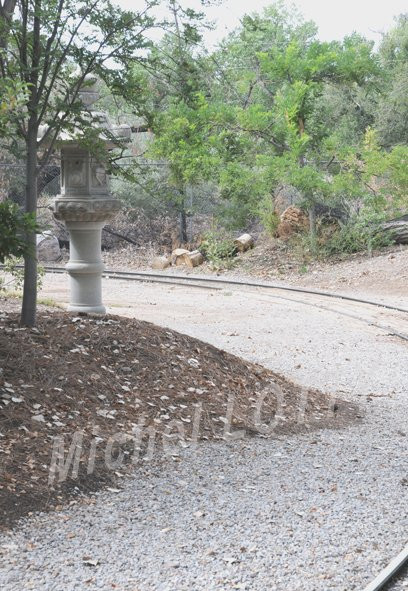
{"left": 50, "top": 76, "right": 131, "bottom": 314}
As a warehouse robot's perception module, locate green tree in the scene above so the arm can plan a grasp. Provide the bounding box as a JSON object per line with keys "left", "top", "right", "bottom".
{"left": 210, "top": 4, "right": 380, "bottom": 233}
{"left": 375, "top": 14, "right": 408, "bottom": 147}
{"left": 140, "top": 0, "right": 215, "bottom": 243}
{"left": 0, "top": 0, "right": 156, "bottom": 326}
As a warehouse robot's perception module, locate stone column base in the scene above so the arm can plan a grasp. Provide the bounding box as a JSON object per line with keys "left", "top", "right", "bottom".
{"left": 65, "top": 221, "right": 106, "bottom": 315}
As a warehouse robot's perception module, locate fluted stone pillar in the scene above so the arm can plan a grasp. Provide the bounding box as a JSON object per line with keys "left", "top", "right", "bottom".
{"left": 65, "top": 221, "right": 106, "bottom": 313}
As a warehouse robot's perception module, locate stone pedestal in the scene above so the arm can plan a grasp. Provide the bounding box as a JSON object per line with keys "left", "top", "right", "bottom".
{"left": 65, "top": 221, "right": 105, "bottom": 313}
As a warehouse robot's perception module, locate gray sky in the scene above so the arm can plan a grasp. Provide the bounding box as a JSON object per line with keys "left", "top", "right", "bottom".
{"left": 205, "top": 0, "right": 407, "bottom": 43}
{"left": 118, "top": 0, "right": 407, "bottom": 46}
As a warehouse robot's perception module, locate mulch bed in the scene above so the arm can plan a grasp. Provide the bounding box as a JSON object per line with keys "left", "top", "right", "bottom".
{"left": 0, "top": 298, "right": 360, "bottom": 530}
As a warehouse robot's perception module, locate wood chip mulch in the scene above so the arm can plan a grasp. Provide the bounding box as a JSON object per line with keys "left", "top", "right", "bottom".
{"left": 0, "top": 300, "right": 360, "bottom": 529}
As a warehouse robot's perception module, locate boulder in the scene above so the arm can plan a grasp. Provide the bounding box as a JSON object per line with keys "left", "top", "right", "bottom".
{"left": 36, "top": 232, "right": 62, "bottom": 262}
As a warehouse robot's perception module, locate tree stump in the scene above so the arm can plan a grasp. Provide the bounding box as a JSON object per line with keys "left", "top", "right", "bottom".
{"left": 181, "top": 250, "right": 204, "bottom": 268}
{"left": 171, "top": 248, "right": 190, "bottom": 265}
{"left": 234, "top": 233, "right": 254, "bottom": 252}
{"left": 151, "top": 256, "right": 171, "bottom": 270}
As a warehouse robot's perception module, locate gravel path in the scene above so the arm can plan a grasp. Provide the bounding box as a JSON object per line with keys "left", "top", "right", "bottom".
{"left": 0, "top": 276, "right": 407, "bottom": 590}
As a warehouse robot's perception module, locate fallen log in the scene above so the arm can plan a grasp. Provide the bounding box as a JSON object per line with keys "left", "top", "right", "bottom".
{"left": 234, "top": 233, "right": 254, "bottom": 252}
{"left": 103, "top": 227, "right": 139, "bottom": 246}
{"left": 382, "top": 220, "right": 408, "bottom": 244}
{"left": 181, "top": 250, "right": 204, "bottom": 268}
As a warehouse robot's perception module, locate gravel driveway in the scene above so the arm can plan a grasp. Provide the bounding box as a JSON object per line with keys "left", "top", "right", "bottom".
{"left": 0, "top": 275, "right": 407, "bottom": 590}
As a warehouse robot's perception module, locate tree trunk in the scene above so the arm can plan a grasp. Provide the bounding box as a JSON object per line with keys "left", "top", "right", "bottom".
{"left": 178, "top": 197, "right": 188, "bottom": 245}
{"left": 308, "top": 205, "right": 317, "bottom": 239}
{"left": 21, "top": 121, "right": 38, "bottom": 327}
{"left": 382, "top": 220, "right": 408, "bottom": 244}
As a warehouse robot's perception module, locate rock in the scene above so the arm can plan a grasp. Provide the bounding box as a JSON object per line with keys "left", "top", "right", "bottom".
{"left": 32, "top": 414, "right": 46, "bottom": 423}
{"left": 36, "top": 232, "right": 62, "bottom": 262}
{"left": 151, "top": 256, "right": 171, "bottom": 270}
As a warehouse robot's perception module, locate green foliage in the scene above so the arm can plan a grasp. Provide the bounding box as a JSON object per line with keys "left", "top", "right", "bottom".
{"left": 0, "top": 0, "right": 157, "bottom": 152}
{"left": 205, "top": 3, "right": 382, "bottom": 231}
{"left": 199, "top": 229, "right": 236, "bottom": 270}
{"left": 323, "top": 217, "right": 393, "bottom": 256}
{"left": 0, "top": 0, "right": 158, "bottom": 325}
{"left": 376, "top": 14, "right": 408, "bottom": 146}
{"left": 257, "top": 196, "right": 280, "bottom": 237}
{"left": 150, "top": 95, "right": 219, "bottom": 190}
{"left": 386, "top": 145, "right": 408, "bottom": 208}
{"left": 217, "top": 161, "right": 267, "bottom": 228}
{"left": 0, "top": 0, "right": 401, "bottom": 271}
{"left": 0, "top": 201, "right": 38, "bottom": 263}
{"left": 1, "top": 257, "right": 25, "bottom": 292}
{"left": 326, "top": 129, "right": 408, "bottom": 218}
{"left": 293, "top": 212, "right": 392, "bottom": 260}
{"left": 108, "top": 3, "right": 408, "bottom": 260}
{"left": 1, "top": 259, "right": 45, "bottom": 293}
{"left": 0, "top": 78, "right": 28, "bottom": 137}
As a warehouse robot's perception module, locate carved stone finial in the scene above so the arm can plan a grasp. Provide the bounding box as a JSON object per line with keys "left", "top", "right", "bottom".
{"left": 78, "top": 74, "right": 100, "bottom": 108}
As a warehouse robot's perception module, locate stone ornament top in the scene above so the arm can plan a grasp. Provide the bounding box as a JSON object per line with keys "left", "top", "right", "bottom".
{"left": 38, "top": 73, "right": 132, "bottom": 147}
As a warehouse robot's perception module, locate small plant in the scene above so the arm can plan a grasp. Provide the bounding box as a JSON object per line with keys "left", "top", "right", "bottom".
{"left": 1, "top": 257, "right": 25, "bottom": 292}
{"left": 38, "top": 296, "right": 62, "bottom": 308}
{"left": 0, "top": 200, "right": 38, "bottom": 262}
{"left": 291, "top": 209, "right": 393, "bottom": 260}
{"left": 200, "top": 229, "right": 237, "bottom": 270}
{"left": 1, "top": 257, "right": 45, "bottom": 292}
{"left": 258, "top": 196, "right": 280, "bottom": 237}
{"left": 293, "top": 231, "right": 321, "bottom": 260}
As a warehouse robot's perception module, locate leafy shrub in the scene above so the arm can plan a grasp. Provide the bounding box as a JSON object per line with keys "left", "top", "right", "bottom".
{"left": 0, "top": 200, "right": 38, "bottom": 263}
{"left": 323, "top": 217, "right": 393, "bottom": 256}
{"left": 1, "top": 257, "right": 25, "bottom": 291}
{"left": 293, "top": 211, "right": 393, "bottom": 260}
{"left": 200, "top": 229, "right": 236, "bottom": 270}
{"left": 258, "top": 195, "right": 280, "bottom": 236}
{"left": 0, "top": 257, "right": 45, "bottom": 293}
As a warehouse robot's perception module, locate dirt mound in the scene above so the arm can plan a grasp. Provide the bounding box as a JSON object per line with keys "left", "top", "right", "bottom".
{"left": 0, "top": 302, "right": 359, "bottom": 529}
